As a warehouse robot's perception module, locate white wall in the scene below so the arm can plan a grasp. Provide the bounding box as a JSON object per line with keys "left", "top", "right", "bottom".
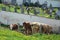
{"left": 31, "top": 0, "right": 37, "bottom": 3}
{"left": 47, "top": 1, "right": 60, "bottom": 7}
{"left": 31, "top": 0, "right": 60, "bottom": 7}
{"left": 16, "top": 0, "right": 23, "bottom": 5}
{"left": 38, "top": 0, "right": 60, "bottom": 7}
{"left": 2, "top": 0, "right": 11, "bottom": 4}
{"left": 2, "top": 0, "right": 60, "bottom": 7}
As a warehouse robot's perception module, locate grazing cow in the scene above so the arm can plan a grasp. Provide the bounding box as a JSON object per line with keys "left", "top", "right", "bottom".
{"left": 23, "top": 22, "right": 32, "bottom": 35}
{"left": 31, "top": 22, "right": 52, "bottom": 34}
{"left": 40, "top": 23, "right": 52, "bottom": 34}
{"left": 31, "top": 22, "right": 40, "bottom": 34}
{"left": 9, "top": 24, "right": 19, "bottom": 31}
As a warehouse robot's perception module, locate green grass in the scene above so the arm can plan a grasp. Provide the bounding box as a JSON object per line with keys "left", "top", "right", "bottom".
{"left": 0, "top": 26, "right": 60, "bottom": 40}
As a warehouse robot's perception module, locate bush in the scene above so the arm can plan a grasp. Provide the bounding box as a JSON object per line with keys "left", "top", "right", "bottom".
{"left": 23, "top": 2, "right": 41, "bottom": 7}
{"left": 34, "top": 2, "right": 40, "bottom": 7}
{"left": 0, "top": 0, "right": 2, "bottom": 3}
{"left": 29, "top": 3, "right": 34, "bottom": 7}
{"left": 23, "top": 2, "right": 29, "bottom": 7}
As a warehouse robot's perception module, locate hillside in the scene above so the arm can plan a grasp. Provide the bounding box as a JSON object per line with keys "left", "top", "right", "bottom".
{"left": 0, "top": 26, "right": 60, "bottom": 40}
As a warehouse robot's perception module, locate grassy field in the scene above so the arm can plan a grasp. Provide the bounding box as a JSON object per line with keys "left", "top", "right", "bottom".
{"left": 0, "top": 4, "right": 58, "bottom": 19}
{"left": 0, "top": 26, "right": 60, "bottom": 40}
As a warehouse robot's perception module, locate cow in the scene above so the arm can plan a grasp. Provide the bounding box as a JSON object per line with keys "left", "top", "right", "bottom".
{"left": 31, "top": 22, "right": 52, "bottom": 34}
{"left": 31, "top": 22, "right": 40, "bottom": 34}
{"left": 40, "top": 23, "right": 52, "bottom": 34}
{"left": 23, "top": 22, "right": 32, "bottom": 35}
{"left": 9, "top": 23, "right": 19, "bottom": 31}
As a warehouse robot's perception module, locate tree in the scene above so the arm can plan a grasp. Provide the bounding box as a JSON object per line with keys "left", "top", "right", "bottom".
{"left": 23, "top": 2, "right": 29, "bottom": 7}
{"left": 29, "top": 3, "right": 34, "bottom": 7}
{"left": 0, "top": 0, "right": 2, "bottom": 3}
{"left": 34, "top": 2, "right": 40, "bottom": 7}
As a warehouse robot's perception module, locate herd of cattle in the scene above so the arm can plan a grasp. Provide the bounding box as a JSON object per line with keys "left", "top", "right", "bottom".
{"left": 9, "top": 21, "right": 53, "bottom": 35}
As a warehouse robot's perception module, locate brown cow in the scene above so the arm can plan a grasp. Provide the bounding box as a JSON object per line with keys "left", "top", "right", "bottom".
{"left": 31, "top": 22, "right": 40, "bottom": 34}
{"left": 31, "top": 22, "right": 52, "bottom": 34}
{"left": 40, "top": 23, "right": 52, "bottom": 34}
{"left": 9, "top": 24, "right": 19, "bottom": 31}
{"left": 23, "top": 22, "right": 32, "bottom": 35}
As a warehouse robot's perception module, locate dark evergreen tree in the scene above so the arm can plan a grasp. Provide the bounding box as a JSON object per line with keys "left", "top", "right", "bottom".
{"left": 0, "top": 0, "right": 2, "bottom": 3}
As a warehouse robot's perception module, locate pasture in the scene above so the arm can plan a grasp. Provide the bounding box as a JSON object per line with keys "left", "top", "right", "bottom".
{"left": 0, "top": 26, "right": 60, "bottom": 40}
{"left": 0, "top": 3, "right": 60, "bottom": 40}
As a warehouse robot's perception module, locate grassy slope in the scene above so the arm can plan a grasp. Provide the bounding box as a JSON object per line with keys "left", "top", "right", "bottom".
{"left": 0, "top": 26, "right": 60, "bottom": 40}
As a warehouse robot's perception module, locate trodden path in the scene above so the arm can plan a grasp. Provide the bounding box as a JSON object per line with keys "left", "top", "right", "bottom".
{"left": 0, "top": 11, "right": 60, "bottom": 27}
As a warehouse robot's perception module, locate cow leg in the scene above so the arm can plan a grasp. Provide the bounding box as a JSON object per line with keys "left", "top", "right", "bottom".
{"left": 32, "top": 27, "right": 35, "bottom": 34}
{"left": 24, "top": 29, "right": 27, "bottom": 35}
{"left": 27, "top": 29, "right": 32, "bottom": 35}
